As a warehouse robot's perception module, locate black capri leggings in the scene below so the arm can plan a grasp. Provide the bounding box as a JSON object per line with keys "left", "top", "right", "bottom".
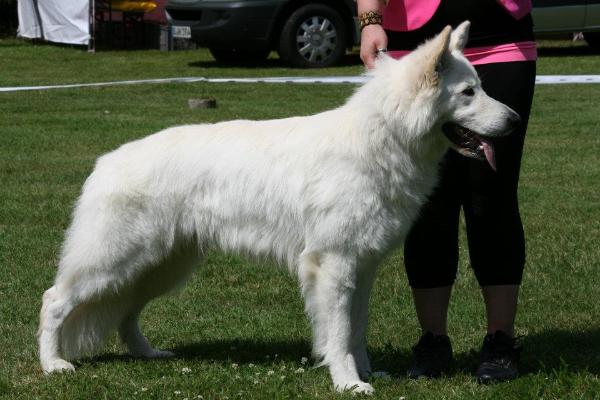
{"left": 404, "top": 61, "right": 536, "bottom": 288}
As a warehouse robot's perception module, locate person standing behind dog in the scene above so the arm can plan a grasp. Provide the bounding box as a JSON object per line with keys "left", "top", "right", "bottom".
{"left": 358, "top": 0, "right": 537, "bottom": 383}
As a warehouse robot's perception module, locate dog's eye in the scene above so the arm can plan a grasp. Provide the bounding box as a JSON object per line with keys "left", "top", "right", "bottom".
{"left": 462, "top": 87, "right": 475, "bottom": 97}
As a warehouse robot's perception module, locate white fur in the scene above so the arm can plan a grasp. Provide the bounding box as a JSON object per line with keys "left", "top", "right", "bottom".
{"left": 38, "top": 22, "right": 517, "bottom": 394}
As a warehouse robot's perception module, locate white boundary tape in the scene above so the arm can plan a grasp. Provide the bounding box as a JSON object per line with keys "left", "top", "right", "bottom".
{"left": 1, "top": 75, "right": 600, "bottom": 93}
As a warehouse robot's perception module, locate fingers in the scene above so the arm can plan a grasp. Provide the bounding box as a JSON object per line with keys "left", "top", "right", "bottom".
{"left": 359, "top": 25, "right": 388, "bottom": 69}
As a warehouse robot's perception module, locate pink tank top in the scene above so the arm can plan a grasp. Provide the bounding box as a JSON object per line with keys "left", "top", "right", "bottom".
{"left": 383, "top": 0, "right": 442, "bottom": 32}
{"left": 382, "top": 0, "right": 536, "bottom": 65}
{"left": 383, "top": 0, "right": 532, "bottom": 31}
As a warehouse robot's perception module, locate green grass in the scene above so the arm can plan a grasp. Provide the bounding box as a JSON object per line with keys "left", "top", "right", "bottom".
{"left": 0, "top": 38, "right": 599, "bottom": 87}
{"left": 1, "top": 40, "right": 599, "bottom": 399}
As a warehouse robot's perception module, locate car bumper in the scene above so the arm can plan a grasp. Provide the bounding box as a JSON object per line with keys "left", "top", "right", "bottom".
{"left": 165, "top": 0, "right": 282, "bottom": 49}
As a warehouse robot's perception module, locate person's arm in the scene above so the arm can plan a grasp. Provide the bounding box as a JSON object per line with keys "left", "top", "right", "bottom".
{"left": 358, "top": 0, "right": 388, "bottom": 69}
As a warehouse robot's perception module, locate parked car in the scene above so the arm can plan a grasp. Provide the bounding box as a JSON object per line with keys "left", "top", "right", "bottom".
{"left": 531, "top": 0, "right": 600, "bottom": 48}
{"left": 165, "top": 0, "right": 600, "bottom": 68}
{"left": 165, "top": 0, "right": 358, "bottom": 67}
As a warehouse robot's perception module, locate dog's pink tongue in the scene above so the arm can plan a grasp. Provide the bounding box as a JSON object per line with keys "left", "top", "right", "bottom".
{"left": 480, "top": 138, "right": 497, "bottom": 171}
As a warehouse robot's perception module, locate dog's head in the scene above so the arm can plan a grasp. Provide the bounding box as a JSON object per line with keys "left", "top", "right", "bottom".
{"left": 371, "top": 21, "right": 521, "bottom": 171}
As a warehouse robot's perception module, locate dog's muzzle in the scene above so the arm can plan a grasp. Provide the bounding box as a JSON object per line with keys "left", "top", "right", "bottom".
{"left": 442, "top": 123, "right": 498, "bottom": 171}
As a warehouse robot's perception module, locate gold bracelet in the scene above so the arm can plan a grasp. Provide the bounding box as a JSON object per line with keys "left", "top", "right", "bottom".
{"left": 359, "top": 11, "right": 383, "bottom": 31}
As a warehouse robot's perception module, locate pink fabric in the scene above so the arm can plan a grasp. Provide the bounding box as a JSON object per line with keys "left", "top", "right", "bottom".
{"left": 383, "top": 0, "right": 441, "bottom": 31}
{"left": 496, "top": 0, "right": 532, "bottom": 20}
{"left": 387, "top": 41, "right": 537, "bottom": 65}
{"left": 383, "top": 0, "right": 532, "bottom": 32}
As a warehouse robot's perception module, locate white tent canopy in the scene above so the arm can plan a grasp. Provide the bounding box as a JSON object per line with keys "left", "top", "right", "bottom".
{"left": 18, "top": 0, "right": 91, "bottom": 45}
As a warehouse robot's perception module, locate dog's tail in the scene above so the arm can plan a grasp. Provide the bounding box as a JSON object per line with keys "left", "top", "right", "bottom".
{"left": 38, "top": 282, "right": 131, "bottom": 366}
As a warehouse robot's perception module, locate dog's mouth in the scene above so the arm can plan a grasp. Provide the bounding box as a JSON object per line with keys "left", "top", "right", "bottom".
{"left": 442, "top": 123, "right": 496, "bottom": 171}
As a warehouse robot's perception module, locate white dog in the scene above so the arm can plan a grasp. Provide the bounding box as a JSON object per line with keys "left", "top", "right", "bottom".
{"left": 39, "top": 22, "right": 519, "bottom": 394}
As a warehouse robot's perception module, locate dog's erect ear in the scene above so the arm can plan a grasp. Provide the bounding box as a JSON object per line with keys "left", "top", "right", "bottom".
{"left": 450, "top": 21, "right": 470, "bottom": 52}
{"left": 424, "top": 25, "right": 451, "bottom": 87}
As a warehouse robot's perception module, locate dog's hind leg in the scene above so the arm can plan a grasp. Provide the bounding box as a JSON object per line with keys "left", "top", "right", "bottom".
{"left": 118, "top": 250, "right": 199, "bottom": 359}
{"left": 39, "top": 279, "right": 134, "bottom": 374}
{"left": 118, "top": 309, "right": 174, "bottom": 359}
{"left": 350, "top": 265, "right": 377, "bottom": 381}
{"left": 38, "top": 286, "right": 79, "bottom": 374}
{"left": 316, "top": 253, "right": 374, "bottom": 394}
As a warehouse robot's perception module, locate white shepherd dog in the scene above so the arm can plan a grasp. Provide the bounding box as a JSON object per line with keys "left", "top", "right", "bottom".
{"left": 39, "top": 22, "right": 520, "bottom": 394}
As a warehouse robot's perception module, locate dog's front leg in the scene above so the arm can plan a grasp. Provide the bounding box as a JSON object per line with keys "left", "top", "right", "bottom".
{"left": 351, "top": 264, "right": 377, "bottom": 380}
{"left": 318, "top": 253, "right": 375, "bottom": 395}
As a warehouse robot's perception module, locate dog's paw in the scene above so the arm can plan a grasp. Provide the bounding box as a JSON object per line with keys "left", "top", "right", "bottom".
{"left": 336, "top": 381, "right": 374, "bottom": 395}
{"left": 42, "top": 359, "right": 75, "bottom": 375}
{"left": 352, "top": 382, "right": 375, "bottom": 395}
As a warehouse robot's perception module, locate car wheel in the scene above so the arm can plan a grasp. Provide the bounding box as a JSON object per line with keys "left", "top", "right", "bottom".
{"left": 209, "top": 47, "right": 270, "bottom": 65}
{"left": 278, "top": 4, "right": 348, "bottom": 68}
{"left": 585, "top": 32, "right": 600, "bottom": 51}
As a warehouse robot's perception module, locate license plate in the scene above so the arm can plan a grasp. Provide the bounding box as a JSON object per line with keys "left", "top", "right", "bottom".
{"left": 172, "top": 25, "right": 191, "bottom": 39}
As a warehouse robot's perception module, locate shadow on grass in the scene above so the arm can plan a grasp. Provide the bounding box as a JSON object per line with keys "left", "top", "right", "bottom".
{"left": 450, "top": 328, "right": 600, "bottom": 377}
{"left": 519, "top": 328, "right": 600, "bottom": 375}
{"left": 173, "top": 339, "right": 312, "bottom": 364}
{"left": 372, "top": 329, "right": 600, "bottom": 378}
{"left": 86, "top": 339, "right": 413, "bottom": 372}
{"left": 85, "top": 339, "right": 313, "bottom": 367}
{"left": 82, "top": 328, "right": 600, "bottom": 377}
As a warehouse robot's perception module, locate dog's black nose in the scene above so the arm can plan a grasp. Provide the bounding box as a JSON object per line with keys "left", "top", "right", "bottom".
{"left": 508, "top": 111, "right": 521, "bottom": 132}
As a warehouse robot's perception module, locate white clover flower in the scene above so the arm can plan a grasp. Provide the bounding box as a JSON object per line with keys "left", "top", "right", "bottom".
{"left": 141, "top": 387, "right": 148, "bottom": 392}
{"left": 294, "top": 367, "right": 305, "bottom": 374}
{"left": 174, "top": 390, "right": 181, "bottom": 395}
{"left": 300, "top": 357, "right": 308, "bottom": 365}
{"left": 181, "top": 367, "right": 192, "bottom": 374}
{"left": 248, "top": 363, "right": 255, "bottom": 368}
{"left": 231, "top": 363, "right": 239, "bottom": 369}
{"left": 267, "top": 370, "right": 275, "bottom": 376}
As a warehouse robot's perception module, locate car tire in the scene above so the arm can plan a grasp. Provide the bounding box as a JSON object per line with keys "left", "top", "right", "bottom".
{"left": 209, "top": 47, "right": 270, "bottom": 65}
{"left": 278, "top": 4, "right": 348, "bottom": 68}
{"left": 585, "top": 32, "right": 600, "bottom": 51}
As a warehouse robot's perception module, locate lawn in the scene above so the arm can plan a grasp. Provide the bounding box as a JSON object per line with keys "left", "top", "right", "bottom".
{"left": 0, "top": 40, "right": 599, "bottom": 399}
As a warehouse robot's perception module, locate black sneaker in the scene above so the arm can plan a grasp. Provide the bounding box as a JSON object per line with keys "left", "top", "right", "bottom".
{"left": 407, "top": 332, "right": 454, "bottom": 379}
{"left": 475, "top": 330, "right": 521, "bottom": 384}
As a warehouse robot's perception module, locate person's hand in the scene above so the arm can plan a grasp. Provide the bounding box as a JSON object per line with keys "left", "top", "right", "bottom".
{"left": 360, "top": 24, "right": 388, "bottom": 69}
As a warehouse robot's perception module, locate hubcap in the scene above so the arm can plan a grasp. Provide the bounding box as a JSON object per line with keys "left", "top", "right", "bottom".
{"left": 296, "top": 15, "right": 337, "bottom": 63}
